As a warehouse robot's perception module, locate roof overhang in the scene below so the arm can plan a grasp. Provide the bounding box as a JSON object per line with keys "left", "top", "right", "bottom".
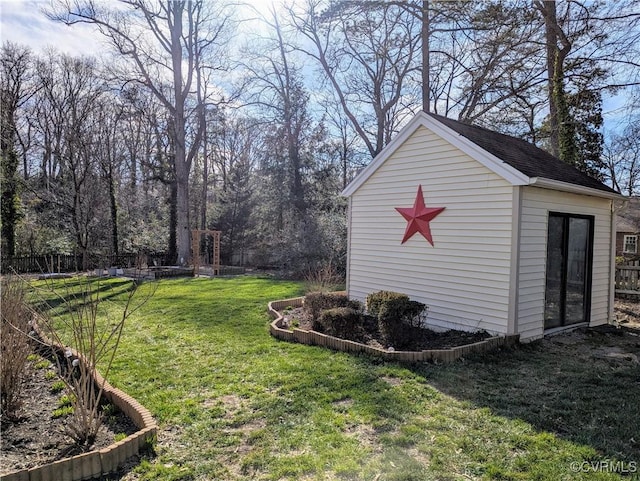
{"left": 528, "top": 177, "right": 624, "bottom": 201}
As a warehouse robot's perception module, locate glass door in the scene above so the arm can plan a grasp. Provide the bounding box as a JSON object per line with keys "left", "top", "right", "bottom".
{"left": 544, "top": 213, "right": 593, "bottom": 329}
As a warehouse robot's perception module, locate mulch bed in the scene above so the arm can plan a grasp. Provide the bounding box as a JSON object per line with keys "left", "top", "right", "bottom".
{"left": 282, "top": 307, "right": 492, "bottom": 351}
{"left": 0, "top": 349, "right": 137, "bottom": 476}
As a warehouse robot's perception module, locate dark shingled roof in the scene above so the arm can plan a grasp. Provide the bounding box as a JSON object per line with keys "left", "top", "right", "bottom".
{"left": 428, "top": 113, "right": 618, "bottom": 195}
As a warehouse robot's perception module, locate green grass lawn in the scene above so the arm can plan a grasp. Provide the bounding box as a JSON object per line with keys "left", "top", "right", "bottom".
{"left": 36, "top": 276, "right": 640, "bottom": 481}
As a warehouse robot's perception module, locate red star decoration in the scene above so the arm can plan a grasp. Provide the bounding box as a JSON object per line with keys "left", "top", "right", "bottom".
{"left": 395, "top": 185, "right": 445, "bottom": 246}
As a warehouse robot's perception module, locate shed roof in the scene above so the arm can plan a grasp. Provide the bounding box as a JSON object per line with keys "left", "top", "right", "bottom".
{"left": 430, "top": 113, "right": 617, "bottom": 194}
{"left": 342, "top": 111, "right": 621, "bottom": 199}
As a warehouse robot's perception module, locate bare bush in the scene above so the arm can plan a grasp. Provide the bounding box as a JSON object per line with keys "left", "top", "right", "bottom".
{"left": 35, "top": 277, "right": 154, "bottom": 448}
{"left": 1, "top": 275, "right": 33, "bottom": 418}
{"left": 303, "top": 262, "right": 345, "bottom": 293}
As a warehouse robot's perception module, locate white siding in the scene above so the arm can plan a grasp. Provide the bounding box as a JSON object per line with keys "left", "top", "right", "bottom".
{"left": 347, "top": 126, "right": 514, "bottom": 335}
{"left": 517, "top": 186, "right": 613, "bottom": 341}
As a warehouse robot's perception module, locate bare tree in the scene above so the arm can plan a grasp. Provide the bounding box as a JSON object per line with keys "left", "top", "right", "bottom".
{"left": 242, "top": 7, "right": 313, "bottom": 217}
{"left": 94, "top": 101, "right": 126, "bottom": 255}
{"left": 288, "top": 0, "right": 420, "bottom": 158}
{"left": 34, "top": 53, "right": 108, "bottom": 268}
{"left": 604, "top": 121, "right": 640, "bottom": 196}
{"left": 48, "top": 0, "right": 234, "bottom": 264}
{"left": 207, "top": 112, "right": 256, "bottom": 265}
{"left": 533, "top": 1, "right": 639, "bottom": 163}
{"left": 320, "top": 92, "right": 365, "bottom": 189}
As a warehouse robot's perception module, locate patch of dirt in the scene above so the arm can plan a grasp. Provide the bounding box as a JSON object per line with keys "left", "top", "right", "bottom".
{"left": 282, "top": 307, "right": 492, "bottom": 351}
{"left": 0, "top": 351, "right": 138, "bottom": 476}
{"left": 544, "top": 298, "right": 640, "bottom": 365}
{"left": 219, "top": 394, "right": 244, "bottom": 415}
{"left": 614, "top": 297, "right": 640, "bottom": 329}
{"left": 381, "top": 376, "right": 403, "bottom": 387}
{"left": 591, "top": 345, "right": 639, "bottom": 364}
{"left": 333, "top": 398, "right": 355, "bottom": 410}
{"left": 343, "top": 422, "right": 381, "bottom": 453}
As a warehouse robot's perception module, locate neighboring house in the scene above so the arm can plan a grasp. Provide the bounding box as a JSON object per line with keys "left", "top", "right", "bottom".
{"left": 615, "top": 197, "right": 640, "bottom": 258}
{"left": 342, "top": 112, "right": 622, "bottom": 342}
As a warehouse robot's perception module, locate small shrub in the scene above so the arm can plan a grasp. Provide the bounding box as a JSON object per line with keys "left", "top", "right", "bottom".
{"left": 315, "top": 307, "right": 364, "bottom": 339}
{"left": 114, "top": 432, "right": 127, "bottom": 442}
{"left": 379, "top": 299, "right": 427, "bottom": 329}
{"left": 366, "top": 291, "right": 428, "bottom": 348}
{"left": 45, "top": 370, "right": 58, "bottom": 380}
{"left": 366, "top": 291, "right": 409, "bottom": 318}
{"left": 1, "top": 275, "right": 33, "bottom": 419}
{"left": 304, "top": 292, "right": 362, "bottom": 320}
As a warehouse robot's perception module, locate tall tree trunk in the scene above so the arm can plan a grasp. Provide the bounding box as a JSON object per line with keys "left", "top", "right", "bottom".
{"left": 108, "top": 168, "right": 119, "bottom": 255}
{"left": 537, "top": 0, "right": 574, "bottom": 160}
{"left": 421, "top": 0, "right": 430, "bottom": 113}
{"left": 0, "top": 148, "right": 19, "bottom": 257}
{"left": 275, "top": 13, "right": 306, "bottom": 216}
{"left": 71, "top": 188, "right": 88, "bottom": 270}
{"left": 167, "top": 180, "right": 178, "bottom": 264}
{"left": 200, "top": 113, "right": 208, "bottom": 230}
{"left": 553, "top": 56, "right": 578, "bottom": 166}
{"left": 170, "top": 1, "right": 191, "bottom": 266}
{"left": 175, "top": 161, "right": 190, "bottom": 265}
{"left": 542, "top": 1, "right": 559, "bottom": 157}
{"left": 1, "top": 88, "right": 20, "bottom": 257}
{"left": 341, "top": 138, "right": 348, "bottom": 190}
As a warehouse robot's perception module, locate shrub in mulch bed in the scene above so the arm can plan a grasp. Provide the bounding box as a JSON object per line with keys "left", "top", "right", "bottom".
{"left": 304, "top": 292, "right": 363, "bottom": 320}
{"left": 315, "top": 307, "right": 364, "bottom": 339}
{"left": 366, "top": 291, "right": 429, "bottom": 349}
{"left": 294, "top": 290, "right": 492, "bottom": 351}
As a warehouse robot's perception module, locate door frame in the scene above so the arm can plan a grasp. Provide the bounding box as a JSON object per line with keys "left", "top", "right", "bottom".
{"left": 544, "top": 211, "right": 595, "bottom": 329}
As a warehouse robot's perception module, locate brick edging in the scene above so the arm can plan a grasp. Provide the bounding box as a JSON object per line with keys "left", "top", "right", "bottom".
{"left": 268, "top": 296, "right": 519, "bottom": 363}
{"left": 1, "top": 328, "right": 158, "bottom": 481}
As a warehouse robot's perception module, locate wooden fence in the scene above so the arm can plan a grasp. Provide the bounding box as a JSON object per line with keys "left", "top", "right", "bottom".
{"left": 615, "top": 260, "right": 640, "bottom": 295}
{"left": 1, "top": 252, "right": 168, "bottom": 275}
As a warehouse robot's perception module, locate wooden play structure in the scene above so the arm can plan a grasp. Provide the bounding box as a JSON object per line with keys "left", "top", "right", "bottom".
{"left": 191, "top": 229, "right": 221, "bottom": 276}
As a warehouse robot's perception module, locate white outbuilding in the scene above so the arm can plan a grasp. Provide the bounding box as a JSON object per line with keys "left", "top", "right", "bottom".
{"left": 342, "top": 112, "right": 622, "bottom": 342}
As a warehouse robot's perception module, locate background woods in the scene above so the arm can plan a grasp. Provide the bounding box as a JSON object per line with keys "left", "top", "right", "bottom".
{"left": 1, "top": 0, "right": 639, "bottom": 274}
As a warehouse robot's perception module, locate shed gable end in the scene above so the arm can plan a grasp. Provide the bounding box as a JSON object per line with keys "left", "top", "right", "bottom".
{"left": 347, "top": 125, "right": 515, "bottom": 335}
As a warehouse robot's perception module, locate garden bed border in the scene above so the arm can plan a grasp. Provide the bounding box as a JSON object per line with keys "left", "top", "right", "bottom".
{"left": 268, "top": 296, "right": 519, "bottom": 363}
{"left": 1, "top": 327, "right": 158, "bottom": 481}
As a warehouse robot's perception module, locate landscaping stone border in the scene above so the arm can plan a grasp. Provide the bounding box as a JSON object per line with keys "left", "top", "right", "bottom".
{"left": 1, "top": 328, "right": 158, "bottom": 481}
{"left": 268, "top": 296, "right": 519, "bottom": 363}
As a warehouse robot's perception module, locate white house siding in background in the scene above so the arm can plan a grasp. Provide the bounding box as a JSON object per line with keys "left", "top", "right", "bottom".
{"left": 517, "top": 187, "right": 613, "bottom": 341}
{"left": 347, "top": 126, "right": 515, "bottom": 335}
